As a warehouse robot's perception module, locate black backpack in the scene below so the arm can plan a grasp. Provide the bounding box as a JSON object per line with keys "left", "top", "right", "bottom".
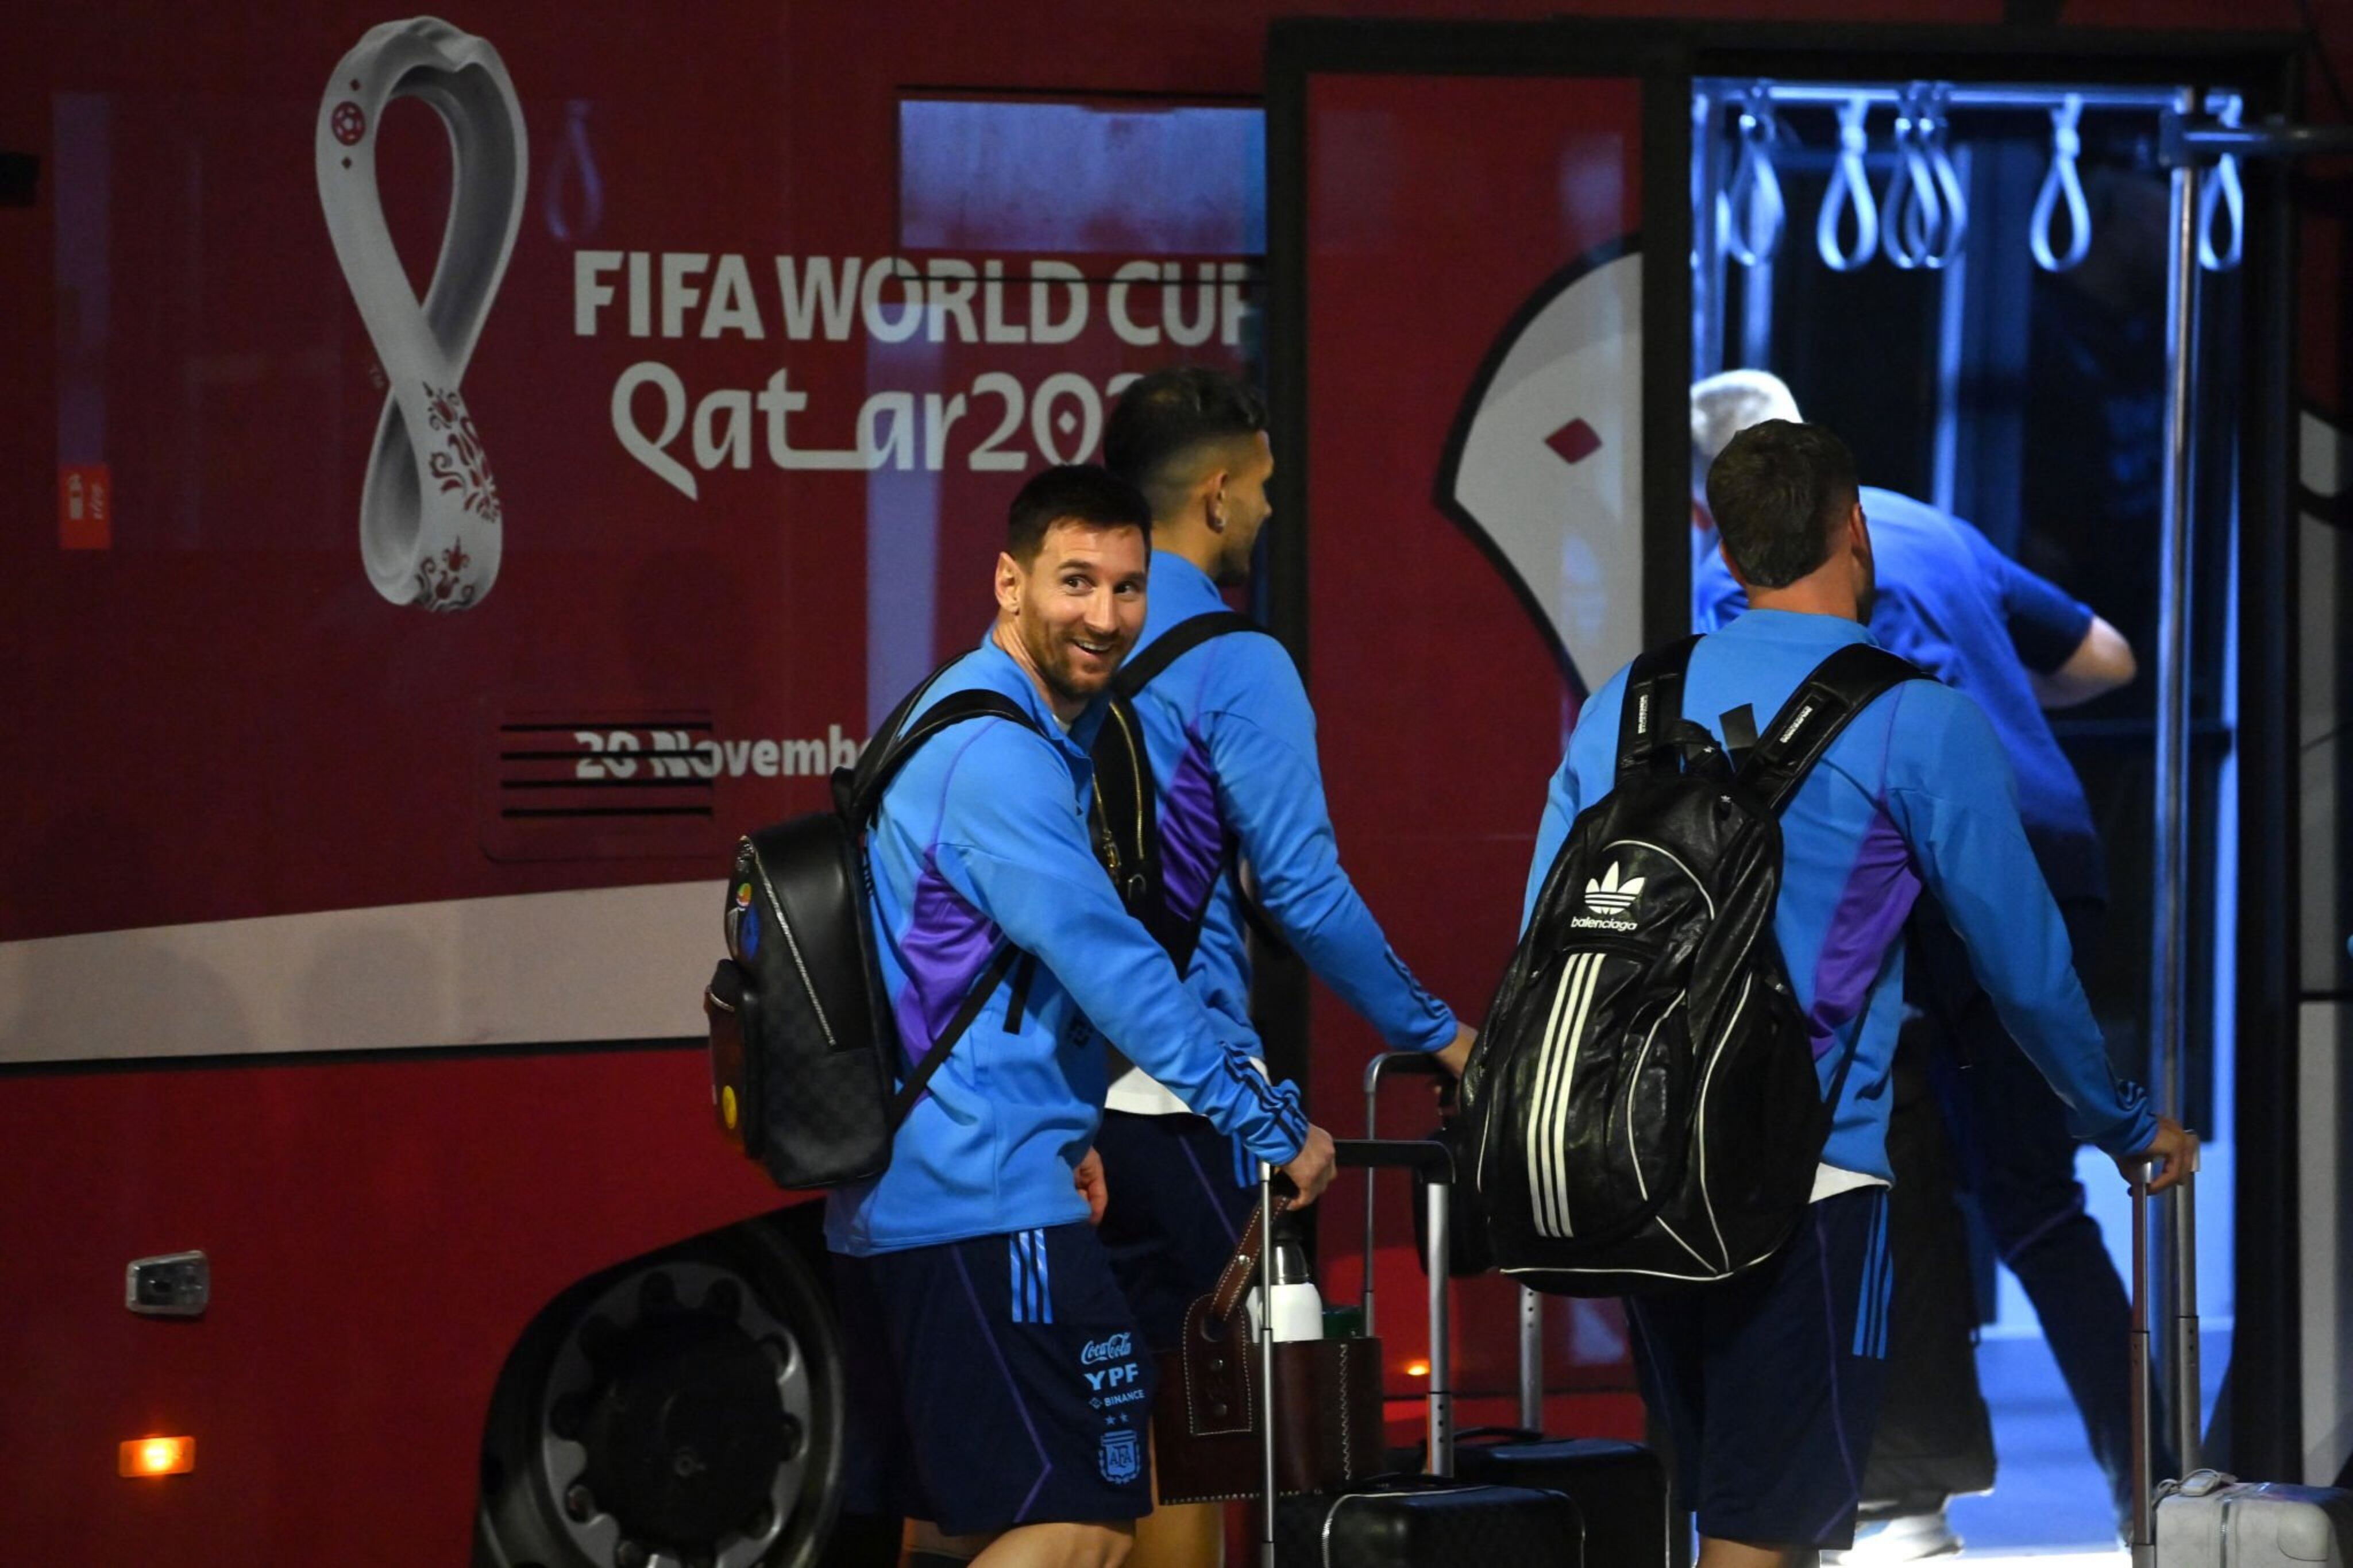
{"left": 1085, "top": 609, "right": 1271, "bottom": 970}
{"left": 704, "top": 670, "right": 1046, "bottom": 1191}
{"left": 1456, "top": 635, "right": 1924, "bottom": 1295}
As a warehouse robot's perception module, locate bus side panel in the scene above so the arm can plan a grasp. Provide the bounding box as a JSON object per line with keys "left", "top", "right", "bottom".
{"left": 0, "top": 1048, "right": 784, "bottom": 1562}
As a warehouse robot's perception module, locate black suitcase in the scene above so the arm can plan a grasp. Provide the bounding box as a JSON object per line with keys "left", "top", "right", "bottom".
{"left": 1241, "top": 1138, "right": 1579, "bottom": 1567}
{"left": 1454, "top": 1431, "right": 1669, "bottom": 1568}
{"left": 1274, "top": 1473, "right": 1579, "bottom": 1567}
{"left": 1359, "top": 1053, "right": 1674, "bottom": 1568}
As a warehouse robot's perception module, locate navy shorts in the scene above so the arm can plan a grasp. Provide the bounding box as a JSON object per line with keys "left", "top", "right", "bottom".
{"left": 1093, "top": 1110, "right": 1258, "bottom": 1354}
{"left": 1626, "top": 1187, "right": 1893, "bottom": 1550}
{"left": 832, "top": 1222, "right": 1155, "bottom": 1537}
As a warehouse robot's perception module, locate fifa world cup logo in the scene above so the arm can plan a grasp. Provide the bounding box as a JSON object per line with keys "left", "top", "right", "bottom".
{"left": 315, "top": 18, "right": 526, "bottom": 612}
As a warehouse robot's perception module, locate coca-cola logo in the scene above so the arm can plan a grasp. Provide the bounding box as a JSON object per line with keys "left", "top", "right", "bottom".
{"left": 1081, "top": 1333, "right": 1133, "bottom": 1366}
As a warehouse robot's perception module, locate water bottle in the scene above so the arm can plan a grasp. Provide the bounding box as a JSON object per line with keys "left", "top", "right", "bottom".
{"left": 1246, "top": 1216, "right": 1324, "bottom": 1342}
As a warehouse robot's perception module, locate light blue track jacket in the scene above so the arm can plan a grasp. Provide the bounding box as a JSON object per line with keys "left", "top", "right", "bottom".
{"left": 1521, "top": 610, "right": 2155, "bottom": 1183}
{"left": 1113, "top": 555, "right": 1455, "bottom": 1108}
{"left": 1695, "top": 487, "right": 2107, "bottom": 901}
{"left": 826, "top": 631, "right": 1310, "bottom": 1256}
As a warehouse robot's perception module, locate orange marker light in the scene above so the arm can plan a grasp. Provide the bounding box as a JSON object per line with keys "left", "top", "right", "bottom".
{"left": 1404, "top": 1360, "right": 1430, "bottom": 1378}
{"left": 118, "top": 1436, "right": 194, "bottom": 1477}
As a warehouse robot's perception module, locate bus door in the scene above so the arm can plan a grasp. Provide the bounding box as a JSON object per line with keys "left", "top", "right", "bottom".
{"left": 1267, "top": 17, "right": 2309, "bottom": 1497}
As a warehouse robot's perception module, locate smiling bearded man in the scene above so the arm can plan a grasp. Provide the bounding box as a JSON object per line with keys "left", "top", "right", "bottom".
{"left": 992, "top": 484, "right": 1147, "bottom": 720}
{"left": 826, "top": 462, "right": 1337, "bottom": 1568}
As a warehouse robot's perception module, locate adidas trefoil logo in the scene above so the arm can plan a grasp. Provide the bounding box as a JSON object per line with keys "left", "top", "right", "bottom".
{"left": 1584, "top": 862, "right": 1645, "bottom": 915}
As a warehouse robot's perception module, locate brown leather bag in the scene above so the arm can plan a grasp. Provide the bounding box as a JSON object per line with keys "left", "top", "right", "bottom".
{"left": 1150, "top": 1195, "right": 1387, "bottom": 1504}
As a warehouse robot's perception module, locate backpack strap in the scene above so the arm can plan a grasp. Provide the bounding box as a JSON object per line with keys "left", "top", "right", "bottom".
{"left": 834, "top": 659, "right": 956, "bottom": 816}
{"left": 1615, "top": 635, "right": 1700, "bottom": 783}
{"left": 1090, "top": 608, "right": 1261, "bottom": 901}
{"left": 1111, "top": 609, "right": 1263, "bottom": 700}
{"left": 888, "top": 940, "right": 1024, "bottom": 1127}
{"left": 1101, "top": 609, "right": 1289, "bottom": 971}
{"left": 836, "top": 670, "right": 1053, "bottom": 1113}
{"left": 1738, "top": 643, "right": 1928, "bottom": 814}
{"left": 1089, "top": 691, "right": 1158, "bottom": 912}
{"left": 840, "top": 687, "right": 1038, "bottom": 824}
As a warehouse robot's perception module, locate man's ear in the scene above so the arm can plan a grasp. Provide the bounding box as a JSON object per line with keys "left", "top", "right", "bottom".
{"left": 1202, "top": 468, "right": 1232, "bottom": 532}
{"left": 995, "top": 550, "right": 1023, "bottom": 613}
{"left": 1718, "top": 537, "right": 1748, "bottom": 590}
{"left": 1847, "top": 498, "right": 1872, "bottom": 560}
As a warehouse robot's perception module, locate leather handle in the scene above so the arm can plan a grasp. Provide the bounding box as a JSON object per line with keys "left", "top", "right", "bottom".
{"left": 1208, "top": 1192, "right": 1291, "bottom": 1324}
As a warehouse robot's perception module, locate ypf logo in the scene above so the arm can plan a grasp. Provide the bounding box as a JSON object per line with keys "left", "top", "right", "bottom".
{"left": 315, "top": 18, "right": 526, "bottom": 612}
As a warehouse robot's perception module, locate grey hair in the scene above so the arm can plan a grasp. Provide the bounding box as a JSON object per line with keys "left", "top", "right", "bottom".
{"left": 1691, "top": 370, "right": 1802, "bottom": 497}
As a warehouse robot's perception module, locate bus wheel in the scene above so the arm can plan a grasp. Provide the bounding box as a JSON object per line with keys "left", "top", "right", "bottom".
{"left": 476, "top": 1216, "right": 844, "bottom": 1568}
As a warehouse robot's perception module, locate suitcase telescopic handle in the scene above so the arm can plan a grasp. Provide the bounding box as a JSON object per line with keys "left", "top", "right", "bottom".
{"left": 1334, "top": 1137, "right": 1457, "bottom": 1479}
{"left": 1360, "top": 1052, "right": 1547, "bottom": 1431}
{"left": 1361, "top": 1052, "right": 1448, "bottom": 1339}
{"left": 2130, "top": 1151, "right": 2201, "bottom": 1568}
{"left": 1257, "top": 1161, "right": 1277, "bottom": 1568}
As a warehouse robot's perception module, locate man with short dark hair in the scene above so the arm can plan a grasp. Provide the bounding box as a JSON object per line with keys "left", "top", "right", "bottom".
{"left": 1099, "top": 368, "right": 1472, "bottom": 1566}
{"left": 827, "top": 462, "right": 1338, "bottom": 1568}
{"left": 1692, "top": 373, "right": 2159, "bottom": 1546}
{"left": 1523, "top": 419, "right": 2193, "bottom": 1568}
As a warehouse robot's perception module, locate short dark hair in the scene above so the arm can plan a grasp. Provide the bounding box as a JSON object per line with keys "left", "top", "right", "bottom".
{"left": 1006, "top": 464, "right": 1153, "bottom": 562}
{"left": 1704, "top": 420, "right": 1858, "bottom": 588}
{"left": 1104, "top": 366, "right": 1268, "bottom": 519}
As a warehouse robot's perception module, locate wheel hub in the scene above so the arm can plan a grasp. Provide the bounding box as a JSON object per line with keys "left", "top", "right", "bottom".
{"left": 579, "top": 1312, "right": 796, "bottom": 1546}
{"left": 538, "top": 1261, "right": 813, "bottom": 1568}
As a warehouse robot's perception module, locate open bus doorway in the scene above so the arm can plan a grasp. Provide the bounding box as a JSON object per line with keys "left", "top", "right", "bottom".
{"left": 1273, "top": 20, "right": 2305, "bottom": 1558}
{"left": 1692, "top": 74, "right": 2244, "bottom": 1558}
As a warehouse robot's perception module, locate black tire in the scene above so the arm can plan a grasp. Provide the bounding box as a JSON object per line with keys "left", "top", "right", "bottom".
{"left": 475, "top": 1211, "right": 847, "bottom": 1568}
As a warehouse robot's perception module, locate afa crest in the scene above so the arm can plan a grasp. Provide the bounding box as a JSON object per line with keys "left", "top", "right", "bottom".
{"left": 1098, "top": 1426, "right": 1141, "bottom": 1485}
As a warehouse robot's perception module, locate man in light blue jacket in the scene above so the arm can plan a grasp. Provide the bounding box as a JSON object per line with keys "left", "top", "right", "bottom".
{"left": 1097, "top": 369, "right": 1471, "bottom": 1566}
{"left": 828, "top": 464, "right": 1337, "bottom": 1568}
{"left": 1523, "top": 420, "right": 2192, "bottom": 1568}
{"left": 1096, "top": 370, "right": 1470, "bottom": 1314}
{"left": 1694, "top": 371, "right": 2157, "bottom": 1543}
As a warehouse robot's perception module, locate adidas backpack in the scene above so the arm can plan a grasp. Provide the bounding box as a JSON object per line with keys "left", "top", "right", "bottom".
{"left": 704, "top": 668, "right": 1046, "bottom": 1191}
{"left": 1456, "top": 635, "right": 1923, "bottom": 1295}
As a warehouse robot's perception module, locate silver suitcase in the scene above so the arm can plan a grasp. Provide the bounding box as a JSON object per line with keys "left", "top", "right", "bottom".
{"left": 2155, "top": 1471, "right": 2353, "bottom": 1568}
{"left": 2135, "top": 1159, "right": 2353, "bottom": 1568}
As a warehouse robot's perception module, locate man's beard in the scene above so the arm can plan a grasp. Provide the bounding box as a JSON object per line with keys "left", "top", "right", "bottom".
{"left": 1029, "top": 620, "right": 1121, "bottom": 705}
{"left": 1214, "top": 535, "right": 1255, "bottom": 588}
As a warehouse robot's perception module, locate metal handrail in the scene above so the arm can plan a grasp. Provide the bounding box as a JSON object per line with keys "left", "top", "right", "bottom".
{"left": 1741, "top": 80, "right": 2197, "bottom": 113}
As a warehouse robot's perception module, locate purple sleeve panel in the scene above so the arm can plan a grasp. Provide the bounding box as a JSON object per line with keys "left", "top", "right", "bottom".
{"left": 920, "top": 719, "right": 1310, "bottom": 1164}
{"left": 1155, "top": 733, "right": 1228, "bottom": 928}
{"left": 1804, "top": 808, "right": 1923, "bottom": 1065}
{"left": 892, "top": 867, "right": 1004, "bottom": 1068}
{"left": 1882, "top": 682, "right": 2159, "bottom": 1158}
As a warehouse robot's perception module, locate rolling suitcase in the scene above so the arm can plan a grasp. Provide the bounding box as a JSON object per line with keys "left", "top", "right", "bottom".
{"left": 1364, "top": 1052, "right": 1672, "bottom": 1568}
{"left": 2138, "top": 1156, "right": 2353, "bottom": 1568}
{"left": 1255, "top": 1138, "right": 1580, "bottom": 1567}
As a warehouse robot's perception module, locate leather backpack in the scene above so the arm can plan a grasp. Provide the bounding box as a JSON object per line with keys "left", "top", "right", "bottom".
{"left": 705, "top": 670, "right": 1044, "bottom": 1191}
{"left": 1457, "top": 636, "right": 1923, "bottom": 1293}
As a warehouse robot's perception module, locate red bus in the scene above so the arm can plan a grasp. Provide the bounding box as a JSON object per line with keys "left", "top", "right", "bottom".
{"left": 2, "top": 5, "right": 2342, "bottom": 1563}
